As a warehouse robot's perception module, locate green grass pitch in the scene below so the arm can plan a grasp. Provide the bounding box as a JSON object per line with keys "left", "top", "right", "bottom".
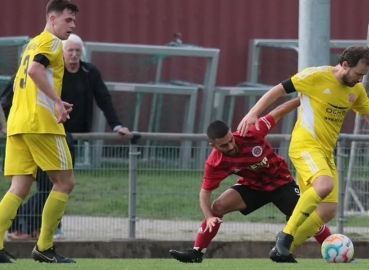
{"left": 6, "top": 258, "right": 369, "bottom": 269}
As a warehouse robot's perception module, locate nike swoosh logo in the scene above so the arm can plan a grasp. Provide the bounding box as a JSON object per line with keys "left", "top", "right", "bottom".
{"left": 36, "top": 251, "right": 57, "bottom": 262}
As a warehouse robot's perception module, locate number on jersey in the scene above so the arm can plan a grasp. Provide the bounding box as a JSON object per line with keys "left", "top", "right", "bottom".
{"left": 19, "top": 55, "right": 31, "bottom": 89}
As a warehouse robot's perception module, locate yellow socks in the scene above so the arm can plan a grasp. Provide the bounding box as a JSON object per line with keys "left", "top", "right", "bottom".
{"left": 37, "top": 191, "right": 69, "bottom": 251}
{"left": 289, "top": 211, "right": 324, "bottom": 253}
{"left": 283, "top": 187, "right": 322, "bottom": 236}
{"left": 0, "top": 192, "right": 22, "bottom": 249}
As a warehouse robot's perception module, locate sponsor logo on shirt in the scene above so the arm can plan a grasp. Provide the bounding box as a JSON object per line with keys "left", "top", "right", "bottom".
{"left": 249, "top": 156, "right": 269, "bottom": 170}
{"left": 324, "top": 103, "right": 348, "bottom": 123}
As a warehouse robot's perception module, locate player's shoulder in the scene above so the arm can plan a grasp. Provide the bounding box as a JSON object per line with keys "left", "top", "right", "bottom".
{"left": 352, "top": 83, "right": 366, "bottom": 93}
{"left": 295, "top": 65, "right": 331, "bottom": 80}
{"left": 34, "top": 31, "right": 51, "bottom": 43}
{"left": 205, "top": 148, "right": 224, "bottom": 167}
{"left": 233, "top": 128, "right": 261, "bottom": 139}
{"left": 38, "top": 31, "right": 61, "bottom": 50}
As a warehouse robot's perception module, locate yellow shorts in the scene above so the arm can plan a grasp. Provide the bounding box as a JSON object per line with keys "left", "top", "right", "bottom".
{"left": 289, "top": 150, "right": 338, "bottom": 203}
{"left": 4, "top": 134, "right": 73, "bottom": 178}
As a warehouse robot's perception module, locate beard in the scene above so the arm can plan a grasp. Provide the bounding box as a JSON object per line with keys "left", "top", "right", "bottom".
{"left": 227, "top": 148, "right": 236, "bottom": 156}
{"left": 342, "top": 74, "right": 358, "bottom": 87}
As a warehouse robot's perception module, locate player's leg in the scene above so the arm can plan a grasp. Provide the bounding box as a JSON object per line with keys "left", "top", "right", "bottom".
{"left": 27, "top": 169, "right": 53, "bottom": 238}
{"left": 268, "top": 181, "right": 300, "bottom": 263}
{"left": 193, "top": 187, "right": 249, "bottom": 249}
{"left": 288, "top": 158, "right": 338, "bottom": 253}
{"left": 269, "top": 178, "right": 332, "bottom": 258}
{"left": 54, "top": 133, "right": 74, "bottom": 239}
{"left": 275, "top": 150, "right": 334, "bottom": 256}
{"left": 292, "top": 161, "right": 362, "bottom": 263}
{"left": 0, "top": 135, "right": 37, "bottom": 263}
{"left": 23, "top": 134, "right": 75, "bottom": 263}
{"left": 8, "top": 169, "right": 51, "bottom": 240}
{"left": 312, "top": 224, "right": 332, "bottom": 244}
{"left": 169, "top": 185, "right": 268, "bottom": 263}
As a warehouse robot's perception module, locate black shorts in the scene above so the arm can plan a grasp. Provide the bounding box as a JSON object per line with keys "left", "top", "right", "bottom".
{"left": 231, "top": 181, "right": 300, "bottom": 220}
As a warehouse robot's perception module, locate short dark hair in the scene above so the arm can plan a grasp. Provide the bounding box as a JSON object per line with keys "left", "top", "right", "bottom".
{"left": 46, "top": 0, "right": 79, "bottom": 15}
{"left": 339, "top": 46, "right": 369, "bottom": 67}
{"left": 206, "top": 120, "right": 230, "bottom": 140}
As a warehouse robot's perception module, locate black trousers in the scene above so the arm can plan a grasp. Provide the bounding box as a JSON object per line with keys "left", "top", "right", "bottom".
{"left": 9, "top": 133, "right": 75, "bottom": 234}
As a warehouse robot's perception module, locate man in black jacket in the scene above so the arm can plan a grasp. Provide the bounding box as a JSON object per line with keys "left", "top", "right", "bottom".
{"left": 7, "top": 34, "right": 130, "bottom": 240}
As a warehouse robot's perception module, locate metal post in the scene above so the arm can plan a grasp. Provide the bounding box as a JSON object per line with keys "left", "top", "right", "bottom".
{"left": 128, "top": 132, "right": 141, "bottom": 238}
{"left": 336, "top": 139, "right": 346, "bottom": 234}
{"left": 144, "top": 57, "right": 164, "bottom": 160}
{"left": 277, "top": 1, "right": 331, "bottom": 160}
{"left": 298, "top": 0, "right": 330, "bottom": 71}
{"left": 246, "top": 39, "right": 261, "bottom": 83}
{"left": 197, "top": 55, "right": 219, "bottom": 169}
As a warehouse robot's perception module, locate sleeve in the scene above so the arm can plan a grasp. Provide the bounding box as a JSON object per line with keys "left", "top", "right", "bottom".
{"left": 89, "top": 65, "right": 122, "bottom": 130}
{"left": 35, "top": 36, "right": 61, "bottom": 65}
{"left": 247, "top": 114, "right": 276, "bottom": 138}
{"left": 289, "top": 67, "right": 317, "bottom": 95}
{"left": 201, "top": 163, "right": 229, "bottom": 191}
{"left": 351, "top": 85, "right": 369, "bottom": 115}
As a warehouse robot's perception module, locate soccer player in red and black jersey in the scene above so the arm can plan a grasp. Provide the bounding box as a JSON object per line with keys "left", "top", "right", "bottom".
{"left": 169, "top": 98, "right": 332, "bottom": 263}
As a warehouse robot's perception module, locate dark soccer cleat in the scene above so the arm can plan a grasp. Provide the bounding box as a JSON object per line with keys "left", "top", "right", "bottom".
{"left": 275, "top": 231, "right": 294, "bottom": 256}
{"left": 269, "top": 246, "right": 297, "bottom": 263}
{"left": 0, "top": 249, "right": 16, "bottom": 263}
{"left": 169, "top": 248, "right": 204, "bottom": 263}
{"left": 32, "top": 245, "right": 76, "bottom": 263}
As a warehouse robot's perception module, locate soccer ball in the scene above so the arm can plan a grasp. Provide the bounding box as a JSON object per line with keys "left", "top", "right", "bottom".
{"left": 321, "top": 234, "right": 354, "bottom": 263}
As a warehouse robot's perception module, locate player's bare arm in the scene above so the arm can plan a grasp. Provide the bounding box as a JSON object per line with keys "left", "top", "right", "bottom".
{"left": 28, "top": 61, "right": 69, "bottom": 123}
{"left": 199, "top": 188, "right": 223, "bottom": 232}
{"left": 268, "top": 97, "right": 300, "bottom": 123}
{"left": 199, "top": 189, "right": 213, "bottom": 219}
{"left": 28, "top": 61, "right": 60, "bottom": 102}
{"left": 237, "top": 83, "right": 287, "bottom": 136}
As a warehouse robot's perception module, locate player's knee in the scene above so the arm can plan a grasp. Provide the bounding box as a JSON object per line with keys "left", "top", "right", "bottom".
{"left": 312, "top": 176, "right": 334, "bottom": 198}
{"left": 316, "top": 203, "right": 337, "bottom": 222}
{"left": 9, "top": 175, "right": 34, "bottom": 199}
{"left": 211, "top": 199, "right": 228, "bottom": 215}
{"left": 55, "top": 177, "right": 75, "bottom": 194}
{"left": 48, "top": 171, "right": 75, "bottom": 194}
{"left": 9, "top": 187, "right": 30, "bottom": 199}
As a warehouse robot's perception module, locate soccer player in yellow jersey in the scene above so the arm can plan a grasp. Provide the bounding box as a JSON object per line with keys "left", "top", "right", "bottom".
{"left": 237, "top": 46, "right": 369, "bottom": 261}
{"left": 0, "top": 0, "right": 79, "bottom": 264}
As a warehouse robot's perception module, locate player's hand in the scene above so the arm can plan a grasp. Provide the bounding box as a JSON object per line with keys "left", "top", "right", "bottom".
{"left": 55, "top": 100, "right": 70, "bottom": 123}
{"left": 0, "top": 128, "right": 6, "bottom": 135}
{"left": 63, "top": 101, "right": 73, "bottom": 114}
{"left": 204, "top": 216, "right": 223, "bottom": 233}
{"left": 237, "top": 112, "right": 259, "bottom": 136}
{"left": 116, "top": 127, "right": 131, "bottom": 137}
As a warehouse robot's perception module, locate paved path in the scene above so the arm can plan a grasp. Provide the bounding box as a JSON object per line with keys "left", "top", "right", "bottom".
{"left": 49, "top": 215, "right": 369, "bottom": 241}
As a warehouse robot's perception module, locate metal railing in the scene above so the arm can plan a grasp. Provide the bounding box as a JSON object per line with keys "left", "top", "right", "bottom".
{"left": 3, "top": 132, "right": 369, "bottom": 242}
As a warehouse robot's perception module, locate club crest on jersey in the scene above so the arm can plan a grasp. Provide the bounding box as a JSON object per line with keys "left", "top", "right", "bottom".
{"left": 348, "top": 93, "right": 356, "bottom": 104}
{"left": 252, "top": 146, "right": 263, "bottom": 157}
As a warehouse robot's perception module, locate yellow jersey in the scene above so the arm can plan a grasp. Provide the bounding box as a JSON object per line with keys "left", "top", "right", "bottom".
{"left": 8, "top": 30, "right": 65, "bottom": 136}
{"left": 290, "top": 66, "right": 369, "bottom": 155}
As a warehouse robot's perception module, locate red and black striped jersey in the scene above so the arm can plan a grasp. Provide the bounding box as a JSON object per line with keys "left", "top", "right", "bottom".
{"left": 202, "top": 114, "right": 293, "bottom": 192}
